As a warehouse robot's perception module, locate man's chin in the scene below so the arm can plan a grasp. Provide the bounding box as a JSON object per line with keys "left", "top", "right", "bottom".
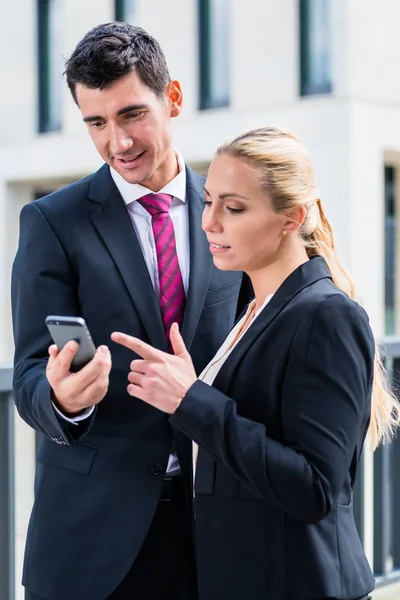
{"left": 114, "top": 165, "right": 153, "bottom": 186}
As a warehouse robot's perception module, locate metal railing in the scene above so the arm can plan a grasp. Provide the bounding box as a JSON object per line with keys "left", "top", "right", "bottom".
{"left": 0, "top": 365, "right": 14, "bottom": 600}
{"left": 372, "top": 339, "right": 400, "bottom": 586}
{"left": 1, "top": 340, "right": 400, "bottom": 599}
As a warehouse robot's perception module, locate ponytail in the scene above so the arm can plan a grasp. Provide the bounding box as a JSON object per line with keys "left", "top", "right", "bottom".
{"left": 305, "top": 200, "right": 400, "bottom": 450}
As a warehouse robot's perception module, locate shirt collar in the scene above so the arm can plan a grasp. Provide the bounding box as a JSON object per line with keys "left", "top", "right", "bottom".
{"left": 110, "top": 150, "right": 187, "bottom": 205}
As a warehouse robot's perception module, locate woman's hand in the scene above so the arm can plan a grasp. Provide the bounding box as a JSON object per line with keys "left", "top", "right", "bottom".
{"left": 111, "top": 323, "right": 197, "bottom": 414}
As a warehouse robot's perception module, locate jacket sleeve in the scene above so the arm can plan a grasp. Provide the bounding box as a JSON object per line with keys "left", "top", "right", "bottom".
{"left": 11, "top": 202, "right": 96, "bottom": 443}
{"left": 170, "top": 294, "right": 375, "bottom": 523}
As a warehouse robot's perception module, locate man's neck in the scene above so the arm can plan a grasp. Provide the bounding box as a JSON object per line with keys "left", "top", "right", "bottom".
{"left": 141, "top": 151, "right": 180, "bottom": 192}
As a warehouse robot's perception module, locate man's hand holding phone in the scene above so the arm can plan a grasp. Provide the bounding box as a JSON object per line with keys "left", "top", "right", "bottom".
{"left": 46, "top": 339, "right": 112, "bottom": 418}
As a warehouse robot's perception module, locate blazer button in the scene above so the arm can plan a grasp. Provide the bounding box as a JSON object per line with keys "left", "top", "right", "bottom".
{"left": 151, "top": 463, "right": 163, "bottom": 476}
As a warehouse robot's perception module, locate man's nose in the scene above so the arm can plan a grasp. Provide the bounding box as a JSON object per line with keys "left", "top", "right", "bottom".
{"left": 109, "top": 125, "right": 133, "bottom": 156}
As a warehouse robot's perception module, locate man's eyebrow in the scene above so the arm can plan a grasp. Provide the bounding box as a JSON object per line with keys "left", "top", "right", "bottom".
{"left": 117, "top": 104, "right": 147, "bottom": 116}
{"left": 83, "top": 104, "right": 148, "bottom": 123}
{"left": 83, "top": 115, "right": 103, "bottom": 123}
{"left": 203, "top": 186, "right": 251, "bottom": 201}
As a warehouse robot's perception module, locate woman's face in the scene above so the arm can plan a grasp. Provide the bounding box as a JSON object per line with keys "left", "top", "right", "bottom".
{"left": 202, "top": 154, "right": 287, "bottom": 274}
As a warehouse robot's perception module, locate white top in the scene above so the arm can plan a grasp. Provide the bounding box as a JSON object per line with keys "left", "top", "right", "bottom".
{"left": 193, "top": 293, "right": 274, "bottom": 484}
{"left": 55, "top": 152, "right": 189, "bottom": 475}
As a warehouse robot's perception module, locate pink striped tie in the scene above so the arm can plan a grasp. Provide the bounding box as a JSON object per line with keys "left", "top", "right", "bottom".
{"left": 137, "top": 193, "right": 185, "bottom": 351}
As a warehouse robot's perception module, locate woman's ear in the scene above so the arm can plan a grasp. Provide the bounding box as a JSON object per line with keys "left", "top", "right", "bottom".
{"left": 283, "top": 205, "right": 307, "bottom": 234}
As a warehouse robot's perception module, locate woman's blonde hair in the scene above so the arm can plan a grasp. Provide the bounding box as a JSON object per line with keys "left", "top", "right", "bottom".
{"left": 217, "top": 125, "right": 400, "bottom": 450}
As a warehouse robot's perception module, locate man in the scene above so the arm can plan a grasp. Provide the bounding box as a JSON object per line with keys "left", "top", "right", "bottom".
{"left": 11, "top": 22, "right": 251, "bottom": 600}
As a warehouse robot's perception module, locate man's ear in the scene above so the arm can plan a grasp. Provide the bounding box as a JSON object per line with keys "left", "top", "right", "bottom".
{"left": 166, "top": 80, "right": 183, "bottom": 117}
{"left": 283, "top": 205, "right": 307, "bottom": 233}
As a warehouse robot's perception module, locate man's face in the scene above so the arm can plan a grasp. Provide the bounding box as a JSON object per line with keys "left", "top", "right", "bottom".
{"left": 75, "top": 72, "right": 183, "bottom": 191}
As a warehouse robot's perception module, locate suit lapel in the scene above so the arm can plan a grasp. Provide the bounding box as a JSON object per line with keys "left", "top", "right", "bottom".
{"left": 180, "top": 167, "right": 213, "bottom": 350}
{"left": 88, "top": 164, "right": 212, "bottom": 352}
{"left": 88, "top": 165, "right": 167, "bottom": 351}
{"left": 212, "top": 257, "right": 332, "bottom": 391}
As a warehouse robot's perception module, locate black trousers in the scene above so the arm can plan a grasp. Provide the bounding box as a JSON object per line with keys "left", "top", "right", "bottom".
{"left": 26, "top": 477, "right": 197, "bottom": 600}
{"left": 107, "top": 476, "right": 197, "bottom": 600}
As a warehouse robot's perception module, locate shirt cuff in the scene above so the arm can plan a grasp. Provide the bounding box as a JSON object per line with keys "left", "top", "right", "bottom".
{"left": 52, "top": 402, "right": 95, "bottom": 425}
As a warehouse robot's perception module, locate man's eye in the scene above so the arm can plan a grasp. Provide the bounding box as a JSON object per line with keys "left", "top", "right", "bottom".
{"left": 89, "top": 121, "right": 104, "bottom": 128}
{"left": 125, "top": 112, "right": 142, "bottom": 120}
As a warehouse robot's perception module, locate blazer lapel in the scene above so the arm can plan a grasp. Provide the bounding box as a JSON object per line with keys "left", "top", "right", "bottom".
{"left": 213, "top": 257, "right": 332, "bottom": 391}
{"left": 180, "top": 167, "right": 213, "bottom": 350}
{"left": 88, "top": 165, "right": 167, "bottom": 351}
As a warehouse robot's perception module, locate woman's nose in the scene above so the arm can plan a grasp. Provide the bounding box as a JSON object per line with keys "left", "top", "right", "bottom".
{"left": 202, "top": 208, "right": 223, "bottom": 233}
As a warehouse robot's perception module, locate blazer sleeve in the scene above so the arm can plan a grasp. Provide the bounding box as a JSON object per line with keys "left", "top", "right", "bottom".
{"left": 170, "top": 294, "right": 375, "bottom": 523}
{"left": 11, "top": 202, "right": 96, "bottom": 443}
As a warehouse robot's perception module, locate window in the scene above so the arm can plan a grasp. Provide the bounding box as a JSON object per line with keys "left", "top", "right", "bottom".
{"left": 299, "top": 0, "right": 332, "bottom": 96}
{"left": 385, "top": 166, "right": 397, "bottom": 335}
{"left": 198, "top": 0, "right": 230, "bottom": 110}
{"left": 115, "top": 0, "right": 136, "bottom": 22}
{"left": 37, "top": 0, "right": 63, "bottom": 132}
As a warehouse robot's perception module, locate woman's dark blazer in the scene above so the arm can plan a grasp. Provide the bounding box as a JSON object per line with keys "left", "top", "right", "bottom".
{"left": 171, "top": 257, "right": 376, "bottom": 600}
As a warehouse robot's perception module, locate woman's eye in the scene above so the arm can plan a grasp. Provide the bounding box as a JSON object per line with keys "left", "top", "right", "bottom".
{"left": 202, "top": 200, "right": 243, "bottom": 214}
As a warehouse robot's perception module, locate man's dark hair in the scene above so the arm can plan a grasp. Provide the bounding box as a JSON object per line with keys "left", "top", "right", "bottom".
{"left": 64, "top": 22, "right": 171, "bottom": 104}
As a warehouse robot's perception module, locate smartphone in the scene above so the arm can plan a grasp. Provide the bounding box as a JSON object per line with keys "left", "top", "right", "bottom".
{"left": 45, "top": 315, "right": 96, "bottom": 372}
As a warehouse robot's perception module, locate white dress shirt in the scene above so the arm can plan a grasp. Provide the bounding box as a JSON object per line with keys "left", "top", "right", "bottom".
{"left": 55, "top": 151, "right": 189, "bottom": 475}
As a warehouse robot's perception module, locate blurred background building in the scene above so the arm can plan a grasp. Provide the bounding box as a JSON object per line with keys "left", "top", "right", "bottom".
{"left": 1, "top": 0, "right": 400, "bottom": 598}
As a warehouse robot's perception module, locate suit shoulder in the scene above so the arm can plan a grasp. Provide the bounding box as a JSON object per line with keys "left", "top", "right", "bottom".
{"left": 297, "top": 279, "right": 366, "bottom": 318}
{"left": 305, "top": 282, "right": 374, "bottom": 351}
{"left": 185, "top": 165, "right": 206, "bottom": 192}
{"left": 288, "top": 280, "right": 373, "bottom": 346}
{"left": 318, "top": 281, "right": 369, "bottom": 322}
{"left": 33, "top": 172, "right": 95, "bottom": 212}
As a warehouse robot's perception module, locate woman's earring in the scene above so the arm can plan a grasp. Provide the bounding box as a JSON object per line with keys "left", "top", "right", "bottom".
{"left": 282, "top": 230, "right": 288, "bottom": 236}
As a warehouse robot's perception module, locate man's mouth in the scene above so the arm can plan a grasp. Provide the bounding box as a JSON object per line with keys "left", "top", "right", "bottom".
{"left": 114, "top": 151, "right": 145, "bottom": 164}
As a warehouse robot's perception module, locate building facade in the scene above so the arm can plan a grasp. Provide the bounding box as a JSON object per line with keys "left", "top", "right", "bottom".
{"left": 1, "top": 0, "right": 400, "bottom": 598}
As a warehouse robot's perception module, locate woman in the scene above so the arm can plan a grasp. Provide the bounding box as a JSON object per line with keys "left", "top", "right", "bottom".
{"left": 112, "top": 126, "right": 400, "bottom": 600}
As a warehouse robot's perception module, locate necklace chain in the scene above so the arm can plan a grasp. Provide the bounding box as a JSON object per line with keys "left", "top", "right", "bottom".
{"left": 200, "top": 301, "right": 256, "bottom": 381}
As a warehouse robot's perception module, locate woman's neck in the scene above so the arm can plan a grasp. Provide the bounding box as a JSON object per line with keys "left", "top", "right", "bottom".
{"left": 249, "top": 247, "right": 309, "bottom": 312}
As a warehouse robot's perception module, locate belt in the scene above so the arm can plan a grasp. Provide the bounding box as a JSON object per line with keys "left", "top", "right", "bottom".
{"left": 159, "top": 476, "right": 184, "bottom": 502}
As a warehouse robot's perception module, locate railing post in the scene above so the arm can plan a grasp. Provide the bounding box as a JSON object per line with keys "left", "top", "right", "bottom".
{"left": 373, "top": 443, "right": 393, "bottom": 576}
{"left": 0, "top": 367, "right": 15, "bottom": 600}
{"left": 393, "top": 434, "right": 400, "bottom": 569}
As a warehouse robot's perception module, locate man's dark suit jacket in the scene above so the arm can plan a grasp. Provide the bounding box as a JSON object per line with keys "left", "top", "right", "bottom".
{"left": 171, "top": 257, "right": 376, "bottom": 600}
{"left": 11, "top": 164, "right": 250, "bottom": 600}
